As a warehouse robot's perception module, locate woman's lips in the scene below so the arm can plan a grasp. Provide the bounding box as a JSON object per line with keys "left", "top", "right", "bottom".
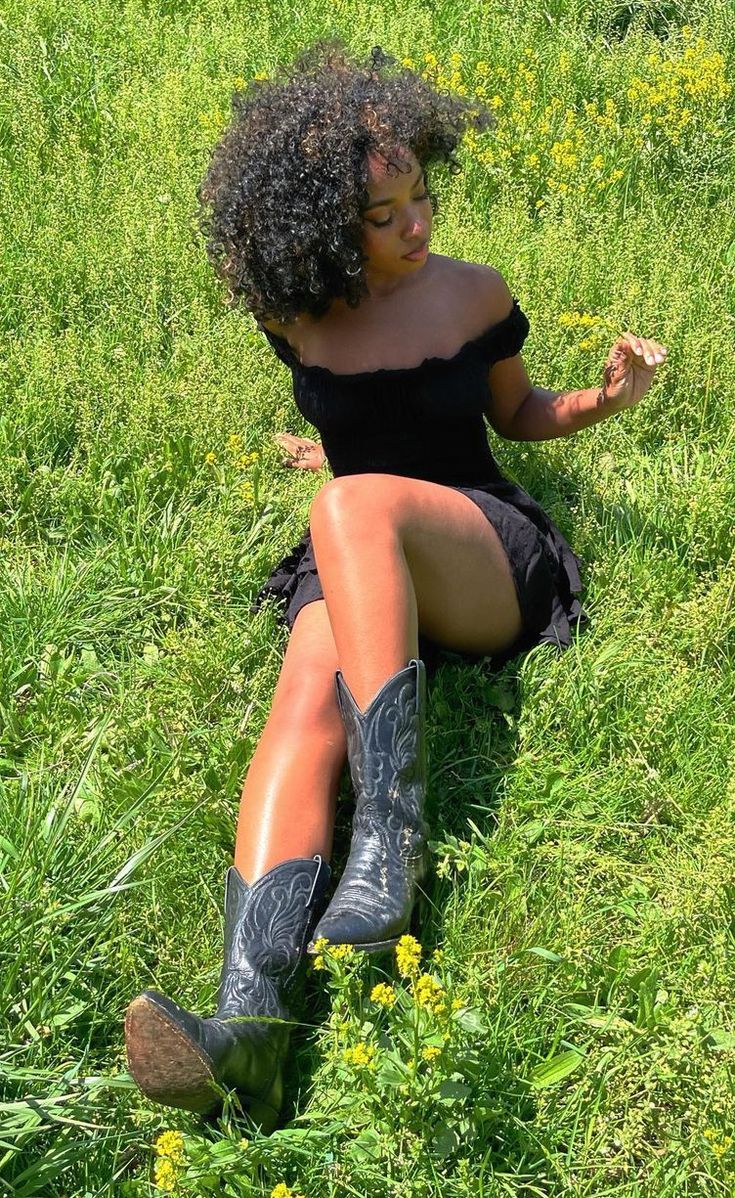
{"left": 403, "top": 241, "right": 428, "bottom": 260}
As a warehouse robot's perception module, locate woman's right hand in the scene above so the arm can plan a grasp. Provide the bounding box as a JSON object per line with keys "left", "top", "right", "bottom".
{"left": 273, "top": 433, "right": 326, "bottom": 471}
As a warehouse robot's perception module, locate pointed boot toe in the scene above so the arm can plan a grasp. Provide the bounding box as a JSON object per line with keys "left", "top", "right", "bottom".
{"left": 312, "top": 659, "right": 429, "bottom": 952}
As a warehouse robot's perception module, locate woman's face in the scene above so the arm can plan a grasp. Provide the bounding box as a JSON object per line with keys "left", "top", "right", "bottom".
{"left": 360, "top": 147, "right": 433, "bottom": 281}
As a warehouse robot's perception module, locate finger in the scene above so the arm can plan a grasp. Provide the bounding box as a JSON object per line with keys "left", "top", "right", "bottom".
{"left": 637, "top": 338, "right": 660, "bottom": 366}
{"left": 627, "top": 334, "right": 666, "bottom": 367}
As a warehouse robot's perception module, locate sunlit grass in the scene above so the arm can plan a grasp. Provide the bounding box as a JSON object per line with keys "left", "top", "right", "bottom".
{"left": 2, "top": 0, "right": 735, "bottom": 1193}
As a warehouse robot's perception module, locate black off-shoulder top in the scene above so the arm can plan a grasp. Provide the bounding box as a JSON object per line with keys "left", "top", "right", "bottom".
{"left": 257, "top": 297, "right": 530, "bottom": 487}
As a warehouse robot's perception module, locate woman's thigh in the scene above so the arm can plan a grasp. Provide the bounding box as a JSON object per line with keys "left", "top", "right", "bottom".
{"left": 310, "top": 474, "right": 523, "bottom": 656}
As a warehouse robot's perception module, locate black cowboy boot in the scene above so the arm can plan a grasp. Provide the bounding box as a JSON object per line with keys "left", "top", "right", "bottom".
{"left": 308, "top": 658, "right": 429, "bottom": 953}
{"left": 125, "top": 854, "right": 330, "bottom": 1129}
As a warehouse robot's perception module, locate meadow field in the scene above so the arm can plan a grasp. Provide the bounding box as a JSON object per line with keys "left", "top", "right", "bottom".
{"left": 2, "top": 0, "right": 735, "bottom": 1193}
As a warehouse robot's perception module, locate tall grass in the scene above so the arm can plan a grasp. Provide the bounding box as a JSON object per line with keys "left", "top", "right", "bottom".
{"left": 1, "top": 0, "right": 734, "bottom": 1193}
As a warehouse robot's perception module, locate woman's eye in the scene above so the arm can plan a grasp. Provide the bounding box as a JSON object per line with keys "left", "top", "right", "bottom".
{"left": 370, "top": 192, "right": 430, "bottom": 228}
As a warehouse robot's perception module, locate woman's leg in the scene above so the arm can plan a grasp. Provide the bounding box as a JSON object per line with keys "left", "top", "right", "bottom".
{"left": 309, "top": 474, "right": 523, "bottom": 710}
{"left": 306, "top": 474, "right": 524, "bottom": 950}
{"left": 234, "top": 598, "right": 347, "bottom": 884}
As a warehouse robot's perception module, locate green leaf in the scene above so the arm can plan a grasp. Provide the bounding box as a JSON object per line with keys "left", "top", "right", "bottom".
{"left": 704, "top": 1027, "right": 735, "bottom": 1051}
{"left": 528, "top": 1049, "right": 585, "bottom": 1089}
{"left": 520, "top": 946, "right": 565, "bottom": 963}
{"left": 439, "top": 1080, "right": 472, "bottom": 1101}
{"left": 432, "top": 1123, "right": 460, "bottom": 1158}
{"left": 453, "top": 1007, "right": 488, "bottom": 1035}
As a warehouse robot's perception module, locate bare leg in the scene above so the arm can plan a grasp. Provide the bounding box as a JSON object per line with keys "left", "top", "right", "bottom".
{"left": 309, "top": 474, "right": 524, "bottom": 712}
{"left": 234, "top": 600, "right": 347, "bottom": 884}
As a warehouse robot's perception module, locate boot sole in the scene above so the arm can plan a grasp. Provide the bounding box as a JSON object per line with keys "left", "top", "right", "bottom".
{"left": 125, "top": 995, "right": 221, "bottom": 1114}
{"left": 124, "top": 997, "right": 284, "bottom": 1130}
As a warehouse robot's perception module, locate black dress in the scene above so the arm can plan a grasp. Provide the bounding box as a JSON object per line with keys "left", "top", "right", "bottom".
{"left": 249, "top": 298, "right": 590, "bottom": 681}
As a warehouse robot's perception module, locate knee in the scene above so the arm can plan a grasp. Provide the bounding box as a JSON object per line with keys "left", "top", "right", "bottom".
{"left": 310, "top": 475, "right": 400, "bottom": 542}
{"left": 268, "top": 667, "right": 342, "bottom": 736}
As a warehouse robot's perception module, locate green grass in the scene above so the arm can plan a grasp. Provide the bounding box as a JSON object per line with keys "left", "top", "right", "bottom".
{"left": 2, "top": 0, "right": 735, "bottom": 1194}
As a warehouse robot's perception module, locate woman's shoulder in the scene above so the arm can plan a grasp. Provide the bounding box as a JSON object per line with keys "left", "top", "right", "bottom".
{"left": 445, "top": 255, "right": 515, "bottom": 313}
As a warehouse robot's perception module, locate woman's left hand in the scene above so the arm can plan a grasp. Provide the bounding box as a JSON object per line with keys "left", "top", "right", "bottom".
{"left": 601, "top": 332, "right": 668, "bottom": 411}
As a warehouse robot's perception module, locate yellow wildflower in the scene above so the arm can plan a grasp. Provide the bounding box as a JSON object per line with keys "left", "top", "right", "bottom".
{"left": 412, "top": 973, "right": 446, "bottom": 1013}
{"left": 431, "top": 948, "right": 444, "bottom": 964}
{"left": 370, "top": 982, "right": 397, "bottom": 1008}
{"left": 154, "top": 1157, "right": 179, "bottom": 1192}
{"left": 330, "top": 943, "right": 355, "bottom": 961}
{"left": 395, "top": 934, "right": 422, "bottom": 977}
{"left": 475, "top": 60, "right": 489, "bottom": 77}
{"left": 311, "top": 936, "right": 328, "bottom": 971}
{"left": 402, "top": 58, "right": 416, "bottom": 70}
{"left": 343, "top": 1042, "right": 376, "bottom": 1068}
{"left": 154, "top": 1131, "right": 185, "bottom": 1163}
{"left": 452, "top": 998, "right": 464, "bottom": 1011}
{"left": 204, "top": 451, "right": 217, "bottom": 465}
{"left": 271, "top": 1185, "right": 306, "bottom": 1198}
{"left": 421, "top": 1044, "right": 442, "bottom": 1062}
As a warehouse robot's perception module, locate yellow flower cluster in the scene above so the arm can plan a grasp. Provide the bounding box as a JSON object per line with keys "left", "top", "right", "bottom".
{"left": 204, "top": 451, "right": 217, "bottom": 465}
{"left": 412, "top": 973, "right": 446, "bottom": 1014}
{"left": 416, "top": 29, "right": 731, "bottom": 211}
{"left": 153, "top": 1131, "right": 185, "bottom": 1192}
{"left": 311, "top": 936, "right": 328, "bottom": 970}
{"left": 557, "top": 311, "right": 600, "bottom": 328}
{"left": 154, "top": 1160, "right": 179, "bottom": 1193}
{"left": 330, "top": 943, "right": 355, "bottom": 961}
{"left": 395, "top": 934, "right": 422, "bottom": 978}
{"left": 343, "top": 1041, "right": 376, "bottom": 1068}
{"left": 370, "top": 981, "right": 397, "bottom": 1008}
{"left": 311, "top": 938, "right": 354, "bottom": 970}
{"left": 557, "top": 310, "right": 615, "bottom": 353}
{"left": 704, "top": 1128, "right": 733, "bottom": 1158}
{"left": 155, "top": 1131, "right": 185, "bottom": 1162}
{"left": 271, "top": 1184, "right": 306, "bottom": 1198}
{"left": 421, "top": 1044, "right": 442, "bottom": 1062}
{"left": 626, "top": 31, "right": 731, "bottom": 147}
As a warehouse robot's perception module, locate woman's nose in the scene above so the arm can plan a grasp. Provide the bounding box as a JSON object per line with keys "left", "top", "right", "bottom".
{"left": 404, "top": 216, "right": 427, "bottom": 240}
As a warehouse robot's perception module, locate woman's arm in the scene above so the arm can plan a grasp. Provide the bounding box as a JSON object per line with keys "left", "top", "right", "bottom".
{"left": 488, "top": 333, "right": 668, "bottom": 442}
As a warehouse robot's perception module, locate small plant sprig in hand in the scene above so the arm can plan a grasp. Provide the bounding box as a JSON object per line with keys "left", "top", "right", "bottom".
{"left": 599, "top": 331, "right": 668, "bottom": 411}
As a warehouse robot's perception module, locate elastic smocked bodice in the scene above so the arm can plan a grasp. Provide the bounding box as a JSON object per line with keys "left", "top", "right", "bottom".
{"left": 257, "top": 298, "right": 531, "bottom": 486}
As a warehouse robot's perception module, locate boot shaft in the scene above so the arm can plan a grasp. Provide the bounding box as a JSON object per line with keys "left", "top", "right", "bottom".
{"left": 216, "top": 855, "right": 330, "bottom": 1020}
{"left": 335, "top": 658, "right": 428, "bottom": 853}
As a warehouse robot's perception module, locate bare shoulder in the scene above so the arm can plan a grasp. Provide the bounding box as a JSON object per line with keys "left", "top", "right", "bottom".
{"left": 435, "top": 255, "right": 516, "bottom": 330}
{"left": 457, "top": 258, "right": 514, "bottom": 315}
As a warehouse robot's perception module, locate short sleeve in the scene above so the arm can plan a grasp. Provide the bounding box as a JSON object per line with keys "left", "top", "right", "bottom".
{"left": 257, "top": 322, "right": 299, "bottom": 369}
{"left": 474, "top": 297, "right": 530, "bottom": 367}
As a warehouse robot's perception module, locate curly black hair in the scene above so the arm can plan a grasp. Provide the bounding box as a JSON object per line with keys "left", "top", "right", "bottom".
{"left": 197, "top": 39, "right": 495, "bottom": 325}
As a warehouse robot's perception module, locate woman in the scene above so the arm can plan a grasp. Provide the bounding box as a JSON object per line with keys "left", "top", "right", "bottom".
{"left": 124, "top": 39, "right": 666, "bottom": 1129}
